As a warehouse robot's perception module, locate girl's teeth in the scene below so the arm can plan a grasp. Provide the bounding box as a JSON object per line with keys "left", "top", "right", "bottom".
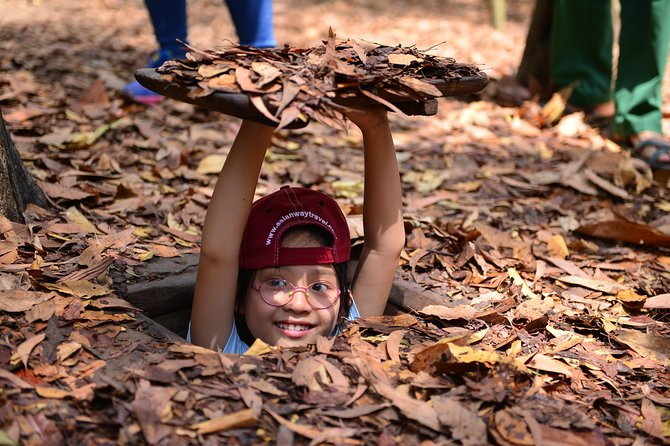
{"left": 278, "top": 323, "right": 310, "bottom": 331}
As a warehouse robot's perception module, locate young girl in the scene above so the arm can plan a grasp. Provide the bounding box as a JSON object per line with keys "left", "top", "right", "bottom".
{"left": 189, "top": 108, "right": 404, "bottom": 353}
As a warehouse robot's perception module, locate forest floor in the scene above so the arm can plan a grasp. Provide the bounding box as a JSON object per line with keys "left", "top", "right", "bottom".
{"left": 1, "top": 0, "right": 669, "bottom": 445}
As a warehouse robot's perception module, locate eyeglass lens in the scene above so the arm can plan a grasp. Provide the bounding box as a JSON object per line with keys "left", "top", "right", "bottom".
{"left": 257, "top": 279, "right": 339, "bottom": 309}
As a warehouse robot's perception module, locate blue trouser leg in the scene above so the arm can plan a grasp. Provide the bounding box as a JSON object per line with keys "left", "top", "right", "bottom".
{"left": 144, "top": 0, "right": 189, "bottom": 57}
{"left": 225, "top": 0, "right": 277, "bottom": 47}
{"left": 144, "top": 0, "right": 275, "bottom": 50}
{"left": 123, "top": 0, "right": 188, "bottom": 101}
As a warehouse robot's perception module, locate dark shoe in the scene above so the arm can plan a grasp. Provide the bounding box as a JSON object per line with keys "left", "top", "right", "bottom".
{"left": 122, "top": 49, "right": 185, "bottom": 104}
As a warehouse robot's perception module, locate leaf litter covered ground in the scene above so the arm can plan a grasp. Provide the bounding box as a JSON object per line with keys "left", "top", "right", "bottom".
{"left": 1, "top": 0, "right": 670, "bottom": 444}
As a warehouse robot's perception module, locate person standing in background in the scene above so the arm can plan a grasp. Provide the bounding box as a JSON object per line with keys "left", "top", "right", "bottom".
{"left": 550, "top": 0, "right": 670, "bottom": 170}
{"left": 123, "top": 0, "right": 276, "bottom": 104}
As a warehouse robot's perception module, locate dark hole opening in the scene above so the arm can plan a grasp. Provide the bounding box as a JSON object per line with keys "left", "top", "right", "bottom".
{"left": 112, "top": 252, "right": 424, "bottom": 343}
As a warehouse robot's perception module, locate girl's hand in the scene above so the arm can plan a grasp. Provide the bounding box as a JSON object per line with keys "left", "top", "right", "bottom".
{"left": 343, "top": 106, "right": 389, "bottom": 133}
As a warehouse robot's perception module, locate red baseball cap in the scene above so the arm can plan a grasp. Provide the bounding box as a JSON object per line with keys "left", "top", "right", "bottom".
{"left": 239, "top": 186, "right": 351, "bottom": 270}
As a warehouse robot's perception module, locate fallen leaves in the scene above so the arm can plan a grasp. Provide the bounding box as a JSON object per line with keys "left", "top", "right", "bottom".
{"left": 43, "top": 280, "right": 112, "bottom": 299}
{"left": 11, "top": 333, "right": 45, "bottom": 368}
{"left": 0, "top": 368, "right": 34, "bottom": 390}
{"left": 612, "top": 330, "right": 670, "bottom": 367}
{"left": 644, "top": 293, "right": 670, "bottom": 309}
{"left": 0, "top": 268, "right": 668, "bottom": 445}
{"left": 154, "top": 31, "right": 485, "bottom": 129}
{"left": 192, "top": 408, "right": 259, "bottom": 435}
{"left": 1, "top": 1, "right": 669, "bottom": 444}
{"left": 576, "top": 211, "right": 670, "bottom": 248}
{"left": 0, "top": 290, "right": 53, "bottom": 312}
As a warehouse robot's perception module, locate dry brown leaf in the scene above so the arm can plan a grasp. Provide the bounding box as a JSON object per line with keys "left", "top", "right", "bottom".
{"left": 291, "top": 357, "right": 327, "bottom": 391}
{"left": 316, "top": 403, "right": 390, "bottom": 419}
{"left": 35, "top": 386, "right": 70, "bottom": 399}
{"left": 274, "top": 78, "right": 301, "bottom": 116}
{"left": 238, "top": 386, "right": 262, "bottom": 413}
{"left": 386, "top": 330, "right": 405, "bottom": 363}
{"left": 583, "top": 168, "right": 630, "bottom": 200}
{"left": 70, "top": 383, "right": 96, "bottom": 402}
{"left": 514, "top": 297, "right": 554, "bottom": 321}
{"left": 248, "top": 380, "right": 286, "bottom": 397}
{"left": 196, "top": 154, "right": 226, "bottom": 175}
{"left": 419, "top": 304, "right": 477, "bottom": 320}
{"left": 557, "top": 275, "right": 623, "bottom": 294}
{"left": 616, "top": 289, "right": 646, "bottom": 308}
{"left": 576, "top": 217, "right": 670, "bottom": 248}
{"left": 612, "top": 330, "right": 670, "bottom": 366}
{"left": 43, "top": 280, "right": 111, "bottom": 299}
{"left": 36, "top": 181, "right": 95, "bottom": 201}
{"left": 235, "top": 67, "right": 269, "bottom": 94}
{"left": 431, "top": 395, "right": 488, "bottom": 445}
{"left": 192, "top": 408, "right": 259, "bottom": 435}
{"left": 251, "top": 61, "right": 281, "bottom": 88}
{"left": 266, "top": 408, "right": 360, "bottom": 444}
{"left": 540, "top": 87, "right": 570, "bottom": 125}
{"left": 353, "top": 355, "right": 440, "bottom": 430}
{"left": 276, "top": 105, "right": 302, "bottom": 130}
{"left": 249, "top": 94, "right": 280, "bottom": 123}
{"left": 208, "top": 73, "right": 237, "bottom": 90}
{"left": 314, "top": 356, "right": 350, "bottom": 389}
{"left": 244, "top": 338, "right": 275, "bottom": 356}
{"left": 397, "top": 76, "right": 442, "bottom": 97}
{"left": 57, "top": 256, "right": 115, "bottom": 283}
{"left": 56, "top": 341, "right": 82, "bottom": 362}
{"left": 131, "top": 380, "right": 178, "bottom": 444}
{"left": 0, "top": 368, "right": 34, "bottom": 389}
{"left": 494, "top": 409, "right": 534, "bottom": 446}
{"left": 644, "top": 293, "right": 670, "bottom": 309}
{"left": 13, "top": 333, "right": 46, "bottom": 367}
{"left": 387, "top": 53, "right": 422, "bottom": 66}
{"left": 64, "top": 207, "right": 101, "bottom": 234}
{"left": 547, "top": 234, "right": 569, "bottom": 259}
{"left": 197, "top": 63, "right": 233, "bottom": 78}
{"left": 639, "top": 398, "right": 664, "bottom": 438}
{"left": 88, "top": 296, "right": 139, "bottom": 311}
{"left": 25, "top": 300, "right": 56, "bottom": 323}
{"left": 526, "top": 353, "right": 573, "bottom": 377}
{"left": 0, "top": 290, "right": 54, "bottom": 312}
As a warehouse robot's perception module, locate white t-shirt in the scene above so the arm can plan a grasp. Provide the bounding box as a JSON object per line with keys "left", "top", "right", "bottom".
{"left": 186, "top": 301, "right": 361, "bottom": 354}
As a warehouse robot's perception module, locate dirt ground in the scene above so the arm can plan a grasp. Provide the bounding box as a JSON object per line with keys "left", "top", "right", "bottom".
{"left": 2, "top": 0, "right": 533, "bottom": 75}
{"left": 2, "top": 0, "right": 668, "bottom": 134}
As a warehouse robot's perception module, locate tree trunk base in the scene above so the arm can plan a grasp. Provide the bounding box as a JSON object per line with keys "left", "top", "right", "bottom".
{"left": 0, "top": 109, "right": 50, "bottom": 223}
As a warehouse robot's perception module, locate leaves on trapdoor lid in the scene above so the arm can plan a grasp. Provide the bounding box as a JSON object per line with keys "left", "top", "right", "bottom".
{"left": 157, "top": 31, "right": 484, "bottom": 129}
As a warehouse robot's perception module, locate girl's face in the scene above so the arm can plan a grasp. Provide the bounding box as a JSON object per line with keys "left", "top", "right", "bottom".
{"left": 242, "top": 264, "right": 341, "bottom": 348}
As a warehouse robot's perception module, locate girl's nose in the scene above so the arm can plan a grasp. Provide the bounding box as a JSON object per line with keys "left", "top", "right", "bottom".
{"left": 283, "top": 288, "right": 311, "bottom": 313}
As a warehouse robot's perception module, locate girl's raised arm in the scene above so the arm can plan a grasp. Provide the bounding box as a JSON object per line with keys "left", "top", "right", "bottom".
{"left": 347, "top": 109, "right": 405, "bottom": 317}
{"left": 190, "top": 120, "right": 274, "bottom": 350}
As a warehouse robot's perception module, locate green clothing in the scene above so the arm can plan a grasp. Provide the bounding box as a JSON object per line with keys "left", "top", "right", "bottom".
{"left": 550, "top": 0, "right": 670, "bottom": 137}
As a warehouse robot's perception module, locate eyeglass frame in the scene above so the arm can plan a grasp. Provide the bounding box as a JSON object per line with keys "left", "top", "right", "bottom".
{"left": 249, "top": 279, "right": 341, "bottom": 309}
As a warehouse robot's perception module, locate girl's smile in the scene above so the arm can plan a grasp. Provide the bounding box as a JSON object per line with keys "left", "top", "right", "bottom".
{"left": 274, "top": 320, "right": 316, "bottom": 338}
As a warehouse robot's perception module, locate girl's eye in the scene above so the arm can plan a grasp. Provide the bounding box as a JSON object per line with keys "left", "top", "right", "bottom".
{"left": 266, "top": 278, "right": 288, "bottom": 289}
{"left": 310, "top": 282, "right": 332, "bottom": 293}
